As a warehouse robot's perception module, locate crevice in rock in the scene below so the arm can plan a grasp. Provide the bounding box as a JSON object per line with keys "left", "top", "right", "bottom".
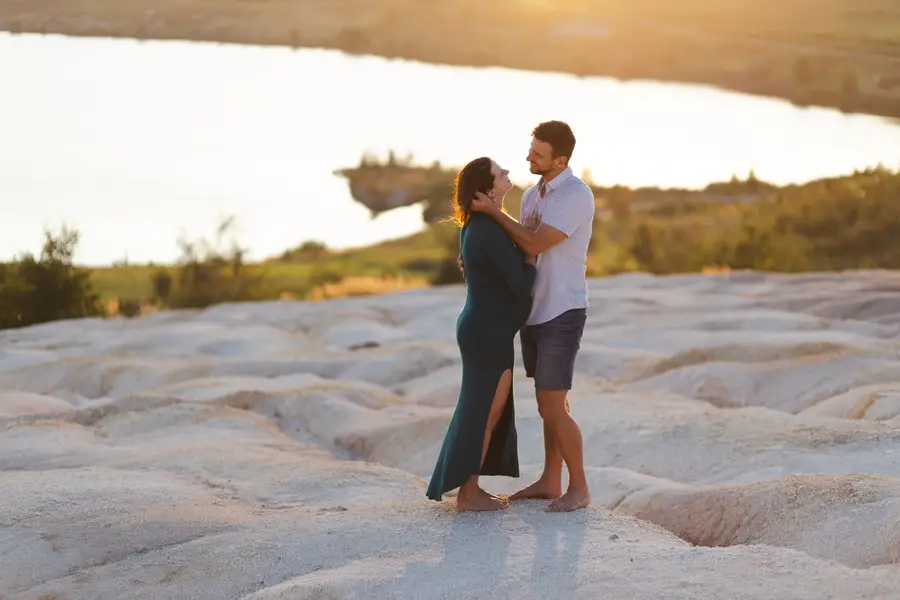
{"left": 15, "top": 527, "right": 240, "bottom": 596}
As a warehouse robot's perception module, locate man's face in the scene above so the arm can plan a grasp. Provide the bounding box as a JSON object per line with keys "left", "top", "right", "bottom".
{"left": 527, "top": 138, "right": 565, "bottom": 175}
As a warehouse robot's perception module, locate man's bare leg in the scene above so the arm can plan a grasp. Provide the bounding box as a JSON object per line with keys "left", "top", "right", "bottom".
{"left": 540, "top": 391, "right": 589, "bottom": 512}
{"left": 509, "top": 390, "right": 566, "bottom": 500}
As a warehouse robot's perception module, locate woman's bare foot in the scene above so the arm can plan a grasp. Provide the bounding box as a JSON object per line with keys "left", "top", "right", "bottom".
{"left": 477, "top": 487, "right": 508, "bottom": 503}
{"left": 457, "top": 491, "right": 508, "bottom": 512}
{"left": 546, "top": 487, "right": 590, "bottom": 512}
{"left": 509, "top": 478, "right": 562, "bottom": 501}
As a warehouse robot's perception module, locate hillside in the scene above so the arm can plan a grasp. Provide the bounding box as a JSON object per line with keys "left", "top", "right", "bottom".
{"left": 85, "top": 165, "right": 900, "bottom": 305}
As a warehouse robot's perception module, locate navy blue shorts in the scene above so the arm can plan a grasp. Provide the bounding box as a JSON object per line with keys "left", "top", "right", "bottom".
{"left": 520, "top": 308, "right": 587, "bottom": 391}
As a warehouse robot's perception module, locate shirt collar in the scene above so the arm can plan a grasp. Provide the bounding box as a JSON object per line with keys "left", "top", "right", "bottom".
{"left": 540, "top": 167, "right": 574, "bottom": 193}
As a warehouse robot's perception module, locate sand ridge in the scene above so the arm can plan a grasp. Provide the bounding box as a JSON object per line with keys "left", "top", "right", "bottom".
{"left": 3, "top": 270, "right": 900, "bottom": 598}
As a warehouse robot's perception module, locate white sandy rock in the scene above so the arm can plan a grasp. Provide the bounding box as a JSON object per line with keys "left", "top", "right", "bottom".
{"left": 4, "top": 271, "right": 900, "bottom": 598}
{"left": 0, "top": 391, "right": 74, "bottom": 417}
{"left": 801, "top": 383, "right": 900, "bottom": 421}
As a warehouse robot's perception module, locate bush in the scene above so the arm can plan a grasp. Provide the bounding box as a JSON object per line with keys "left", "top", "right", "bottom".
{"left": 431, "top": 224, "right": 464, "bottom": 286}
{"left": 151, "top": 269, "right": 173, "bottom": 304}
{"left": 0, "top": 226, "right": 103, "bottom": 330}
{"left": 160, "top": 216, "right": 266, "bottom": 309}
{"left": 280, "top": 240, "right": 328, "bottom": 261}
{"left": 117, "top": 298, "right": 143, "bottom": 318}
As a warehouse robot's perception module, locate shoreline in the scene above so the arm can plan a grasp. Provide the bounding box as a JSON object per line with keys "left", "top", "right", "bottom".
{"left": 2, "top": 1, "right": 899, "bottom": 121}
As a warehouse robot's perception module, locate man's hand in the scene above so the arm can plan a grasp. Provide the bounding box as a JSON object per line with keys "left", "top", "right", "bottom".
{"left": 523, "top": 209, "right": 542, "bottom": 232}
{"left": 471, "top": 190, "right": 566, "bottom": 256}
{"left": 457, "top": 253, "right": 465, "bottom": 277}
{"left": 521, "top": 210, "right": 541, "bottom": 263}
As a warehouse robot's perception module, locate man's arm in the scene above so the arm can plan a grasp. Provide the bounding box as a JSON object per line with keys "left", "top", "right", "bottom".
{"left": 473, "top": 187, "right": 594, "bottom": 255}
{"left": 472, "top": 198, "right": 565, "bottom": 256}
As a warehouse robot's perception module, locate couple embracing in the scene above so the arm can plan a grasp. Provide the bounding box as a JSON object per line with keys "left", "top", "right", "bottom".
{"left": 426, "top": 120, "right": 594, "bottom": 513}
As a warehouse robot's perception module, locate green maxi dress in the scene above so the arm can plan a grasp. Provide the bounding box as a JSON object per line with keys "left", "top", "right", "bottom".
{"left": 426, "top": 212, "right": 537, "bottom": 501}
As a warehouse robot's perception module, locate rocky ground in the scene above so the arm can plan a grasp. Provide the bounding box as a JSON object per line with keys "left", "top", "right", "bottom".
{"left": 3, "top": 270, "right": 900, "bottom": 598}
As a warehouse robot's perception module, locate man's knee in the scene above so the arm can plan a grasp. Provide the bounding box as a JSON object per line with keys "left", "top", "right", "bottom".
{"left": 536, "top": 389, "right": 568, "bottom": 420}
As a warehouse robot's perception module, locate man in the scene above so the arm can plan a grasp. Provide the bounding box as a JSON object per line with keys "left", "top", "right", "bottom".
{"left": 462, "top": 120, "right": 594, "bottom": 512}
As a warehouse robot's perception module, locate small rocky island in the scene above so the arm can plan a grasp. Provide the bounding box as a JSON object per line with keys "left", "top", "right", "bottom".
{"left": 334, "top": 152, "right": 457, "bottom": 223}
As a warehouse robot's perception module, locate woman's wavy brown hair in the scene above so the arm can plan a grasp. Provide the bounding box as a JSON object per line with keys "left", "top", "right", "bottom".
{"left": 449, "top": 157, "right": 495, "bottom": 227}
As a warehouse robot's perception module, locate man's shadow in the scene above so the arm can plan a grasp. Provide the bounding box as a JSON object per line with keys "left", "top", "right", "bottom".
{"left": 520, "top": 503, "right": 589, "bottom": 599}
{"left": 399, "top": 502, "right": 589, "bottom": 598}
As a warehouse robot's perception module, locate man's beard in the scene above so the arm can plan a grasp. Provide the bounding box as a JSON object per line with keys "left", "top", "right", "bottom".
{"left": 530, "top": 163, "right": 548, "bottom": 175}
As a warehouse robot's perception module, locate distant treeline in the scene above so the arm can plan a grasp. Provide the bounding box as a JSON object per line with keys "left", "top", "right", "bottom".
{"left": 2, "top": 167, "right": 898, "bottom": 330}
{"left": 599, "top": 166, "right": 900, "bottom": 275}
{"left": 430, "top": 166, "right": 900, "bottom": 283}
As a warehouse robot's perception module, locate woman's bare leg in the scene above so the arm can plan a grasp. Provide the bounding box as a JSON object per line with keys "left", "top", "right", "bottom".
{"left": 457, "top": 369, "right": 513, "bottom": 512}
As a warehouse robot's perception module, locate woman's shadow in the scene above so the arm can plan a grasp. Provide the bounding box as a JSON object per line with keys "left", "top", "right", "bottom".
{"left": 396, "top": 506, "right": 512, "bottom": 594}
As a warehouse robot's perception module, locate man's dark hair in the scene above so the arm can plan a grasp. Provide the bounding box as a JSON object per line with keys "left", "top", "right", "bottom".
{"left": 532, "top": 120, "right": 576, "bottom": 160}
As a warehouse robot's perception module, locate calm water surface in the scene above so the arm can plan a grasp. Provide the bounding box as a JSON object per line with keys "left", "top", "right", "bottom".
{"left": 3, "top": 33, "right": 899, "bottom": 265}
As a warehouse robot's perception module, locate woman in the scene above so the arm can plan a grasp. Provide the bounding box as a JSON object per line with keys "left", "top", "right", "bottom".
{"left": 426, "top": 157, "right": 537, "bottom": 512}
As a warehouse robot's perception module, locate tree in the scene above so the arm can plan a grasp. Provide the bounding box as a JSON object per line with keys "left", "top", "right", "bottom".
{"left": 0, "top": 226, "right": 103, "bottom": 330}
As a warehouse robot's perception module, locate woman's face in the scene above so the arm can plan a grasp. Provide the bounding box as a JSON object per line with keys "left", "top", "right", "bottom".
{"left": 489, "top": 161, "right": 513, "bottom": 199}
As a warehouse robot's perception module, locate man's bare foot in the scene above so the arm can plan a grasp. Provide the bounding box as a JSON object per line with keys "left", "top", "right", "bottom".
{"left": 457, "top": 492, "right": 508, "bottom": 512}
{"left": 509, "top": 479, "right": 562, "bottom": 501}
{"left": 547, "top": 487, "right": 590, "bottom": 512}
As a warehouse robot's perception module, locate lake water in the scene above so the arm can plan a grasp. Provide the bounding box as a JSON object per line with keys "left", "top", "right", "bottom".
{"left": 3, "top": 33, "right": 900, "bottom": 266}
